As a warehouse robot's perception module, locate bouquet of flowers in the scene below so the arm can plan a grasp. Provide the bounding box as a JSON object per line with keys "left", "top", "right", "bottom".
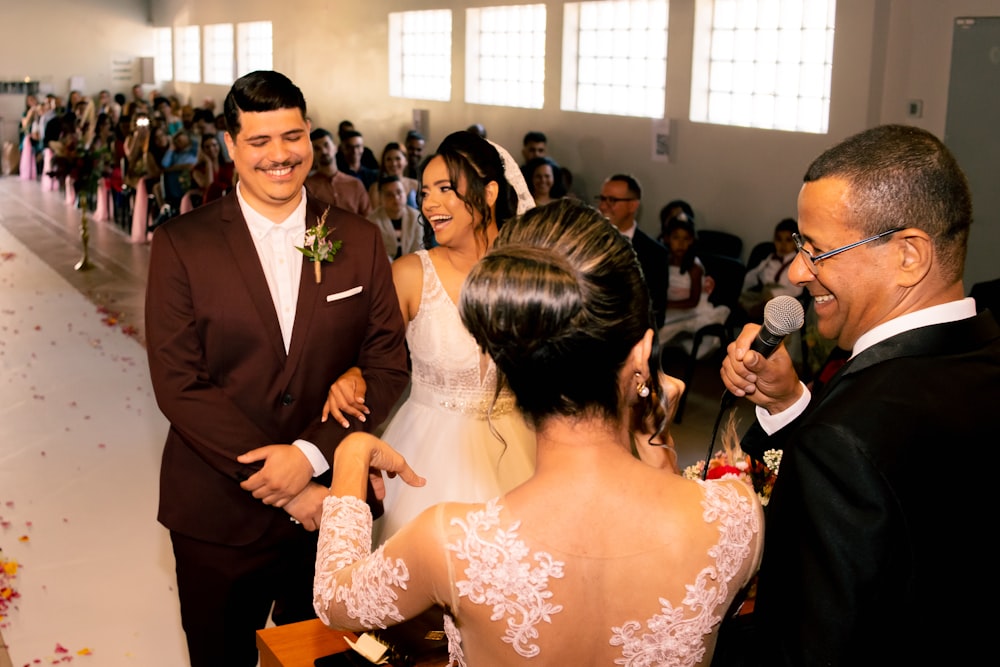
{"left": 682, "top": 442, "right": 781, "bottom": 506}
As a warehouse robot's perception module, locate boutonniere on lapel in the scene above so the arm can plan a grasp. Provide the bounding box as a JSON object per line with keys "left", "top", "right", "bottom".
{"left": 296, "top": 206, "right": 343, "bottom": 284}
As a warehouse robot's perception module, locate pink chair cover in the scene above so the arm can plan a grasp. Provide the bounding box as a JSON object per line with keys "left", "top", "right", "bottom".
{"left": 131, "top": 178, "right": 149, "bottom": 243}
{"left": 94, "top": 179, "right": 110, "bottom": 222}
{"left": 64, "top": 177, "right": 76, "bottom": 205}
{"left": 41, "top": 149, "right": 58, "bottom": 191}
{"left": 19, "top": 137, "right": 34, "bottom": 180}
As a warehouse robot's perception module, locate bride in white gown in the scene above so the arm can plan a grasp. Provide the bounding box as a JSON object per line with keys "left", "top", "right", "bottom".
{"left": 323, "top": 130, "right": 537, "bottom": 543}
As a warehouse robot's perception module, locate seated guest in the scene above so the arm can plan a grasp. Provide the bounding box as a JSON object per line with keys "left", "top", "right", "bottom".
{"left": 367, "top": 141, "right": 418, "bottom": 210}
{"left": 338, "top": 129, "right": 379, "bottom": 190}
{"left": 335, "top": 119, "right": 379, "bottom": 171}
{"left": 366, "top": 174, "right": 422, "bottom": 261}
{"left": 657, "top": 199, "right": 695, "bottom": 245}
{"left": 312, "top": 198, "right": 764, "bottom": 666}
{"left": 403, "top": 129, "right": 426, "bottom": 180}
{"left": 524, "top": 155, "right": 566, "bottom": 206}
{"left": 191, "top": 133, "right": 235, "bottom": 206}
{"left": 597, "top": 173, "right": 670, "bottom": 328}
{"left": 305, "top": 128, "right": 371, "bottom": 216}
{"left": 157, "top": 129, "right": 198, "bottom": 219}
{"left": 519, "top": 129, "right": 548, "bottom": 182}
{"left": 657, "top": 214, "right": 731, "bottom": 358}
{"left": 738, "top": 217, "right": 804, "bottom": 323}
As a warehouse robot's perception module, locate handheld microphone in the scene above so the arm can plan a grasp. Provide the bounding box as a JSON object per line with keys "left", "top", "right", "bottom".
{"left": 703, "top": 295, "right": 806, "bottom": 479}
{"left": 720, "top": 295, "right": 805, "bottom": 411}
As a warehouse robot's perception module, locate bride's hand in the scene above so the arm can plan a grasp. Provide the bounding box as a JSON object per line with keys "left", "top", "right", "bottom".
{"left": 322, "top": 366, "right": 370, "bottom": 428}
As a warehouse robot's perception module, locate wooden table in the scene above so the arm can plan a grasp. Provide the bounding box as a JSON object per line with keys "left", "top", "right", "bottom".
{"left": 256, "top": 619, "right": 357, "bottom": 667}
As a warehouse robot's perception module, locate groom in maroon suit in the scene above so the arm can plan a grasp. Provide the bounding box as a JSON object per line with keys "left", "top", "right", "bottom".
{"left": 145, "top": 71, "right": 409, "bottom": 667}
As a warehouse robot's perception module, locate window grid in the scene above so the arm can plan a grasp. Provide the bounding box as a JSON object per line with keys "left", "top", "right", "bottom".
{"left": 154, "top": 27, "right": 173, "bottom": 83}
{"left": 389, "top": 10, "right": 452, "bottom": 101}
{"left": 561, "top": 1, "right": 669, "bottom": 118}
{"left": 691, "top": 0, "right": 836, "bottom": 133}
{"left": 203, "top": 24, "right": 235, "bottom": 86}
{"left": 174, "top": 25, "right": 201, "bottom": 83}
{"left": 466, "top": 5, "right": 546, "bottom": 109}
{"left": 237, "top": 21, "right": 273, "bottom": 77}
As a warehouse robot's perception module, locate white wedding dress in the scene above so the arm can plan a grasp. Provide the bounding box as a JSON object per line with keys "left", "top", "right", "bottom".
{"left": 376, "top": 250, "right": 537, "bottom": 543}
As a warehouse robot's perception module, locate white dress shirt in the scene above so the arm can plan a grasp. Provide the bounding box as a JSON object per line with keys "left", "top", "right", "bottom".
{"left": 236, "top": 184, "right": 329, "bottom": 475}
{"left": 758, "top": 297, "right": 977, "bottom": 434}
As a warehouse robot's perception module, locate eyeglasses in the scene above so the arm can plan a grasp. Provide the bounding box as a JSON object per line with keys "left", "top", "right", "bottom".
{"left": 792, "top": 228, "right": 904, "bottom": 275}
{"left": 594, "top": 195, "right": 637, "bottom": 205}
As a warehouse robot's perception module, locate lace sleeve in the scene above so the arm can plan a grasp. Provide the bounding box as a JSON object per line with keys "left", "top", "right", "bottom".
{"left": 315, "top": 495, "right": 450, "bottom": 632}
{"left": 313, "top": 495, "right": 411, "bottom": 629}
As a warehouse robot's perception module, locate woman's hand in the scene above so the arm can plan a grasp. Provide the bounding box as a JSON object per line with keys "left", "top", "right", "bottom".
{"left": 331, "top": 433, "right": 425, "bottom": 498}
{"left": 322, "top": 366, "right": 370, "bottom": 427}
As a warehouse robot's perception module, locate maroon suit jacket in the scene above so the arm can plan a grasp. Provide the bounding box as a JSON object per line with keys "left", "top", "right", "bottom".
{"left": 145, "top": 191, "right": 409, "bottom": 545}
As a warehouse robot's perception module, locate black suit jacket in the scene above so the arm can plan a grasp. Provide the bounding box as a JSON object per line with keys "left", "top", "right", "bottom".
{"left": 631, "top": 228, "right": 670, "bottom": 328}
{"left": 734, "top": 311, "right": 1000, "bottom": 665}
{"left": 146, "top": 192, "right": 409, "bottom": 545}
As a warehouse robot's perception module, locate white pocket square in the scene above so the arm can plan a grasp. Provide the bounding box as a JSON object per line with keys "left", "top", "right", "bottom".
{"left": 326, "top": 286, "right": 363, "bottom": 302}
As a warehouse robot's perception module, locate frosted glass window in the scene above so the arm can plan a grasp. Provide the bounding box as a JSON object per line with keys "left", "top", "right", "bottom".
{"left": 389, "top": 10, "right": 452, "bottom": 102}
{"left": 203, "top": 24, "right": 234, "bottom": 86}
{"left": 690, "top": 0, "right": 835, "bottom": 133}
{"left": 466, "top": 5, "right": 546, "bottom": 109}
{"left": 154, "top": 27, "right": 173, "bottom": 83}
{"left": 174, "top": 26, "right": 201, "bottom": 84}
{"left": 237, "top": 21, "right": 273, "bottom": 77}
{"left": 561, "top": 1, "right": 669, "bottom": 118}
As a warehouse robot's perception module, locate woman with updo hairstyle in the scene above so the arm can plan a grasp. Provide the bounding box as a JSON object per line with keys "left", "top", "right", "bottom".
{"left": 322, "top": 129, "right": 537, "bottom": 544}
{"left": 313, "top": 198, "right": 764, "bottom": 666}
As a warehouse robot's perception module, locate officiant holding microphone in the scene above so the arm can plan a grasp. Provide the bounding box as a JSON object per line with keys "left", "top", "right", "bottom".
{"left": 713, "top": 124, "right": 1000, "bottom": 666}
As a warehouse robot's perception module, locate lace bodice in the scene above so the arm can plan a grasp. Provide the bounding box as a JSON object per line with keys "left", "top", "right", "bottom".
{"left": 406, "top": 250, "right": 514, "bottom": 418}
{"left": 314, "top": 479, "right": 763, "bottom": 666}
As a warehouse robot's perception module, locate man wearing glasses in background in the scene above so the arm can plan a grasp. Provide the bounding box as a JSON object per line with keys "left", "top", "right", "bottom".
{"left": 597, "top": 173, "right": 670, "bottom": 328}
{"left": 714, "top": 125, "right": 1000, "bottom": 666}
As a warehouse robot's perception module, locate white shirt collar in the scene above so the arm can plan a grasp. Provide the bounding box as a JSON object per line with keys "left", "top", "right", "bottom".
{"left": 617, "top": 220, "right": 638, "bottom": 241}
{"left": 852, "top": 297, "right": 977, "bottom": 357}
{"left": 236, "top": 183, "right": 308, "bottom": 240}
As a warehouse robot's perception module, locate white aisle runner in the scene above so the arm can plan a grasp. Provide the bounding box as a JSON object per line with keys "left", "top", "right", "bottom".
{"left": 0, "top": 224, "right": 189, "bottom": 666}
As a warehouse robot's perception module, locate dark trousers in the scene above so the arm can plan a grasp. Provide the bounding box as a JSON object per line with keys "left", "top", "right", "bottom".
{"left": 170, "top": 514, "right": 319, "bottom": 667}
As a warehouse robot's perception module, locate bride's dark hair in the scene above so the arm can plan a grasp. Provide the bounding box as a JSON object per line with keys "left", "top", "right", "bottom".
{"left": 417, "top": 130, "right": 518, "bottom": 250}
{"left": 460, "top": 199, "right": 654, "bottom": 427}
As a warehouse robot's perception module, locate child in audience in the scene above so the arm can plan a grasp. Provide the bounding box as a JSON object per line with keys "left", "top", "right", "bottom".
{"left": 657, "top": 215, "right": 730, "bottom": 358}
{"left": 738, "top": 217, "right": 803, "bottom": 322}
{"left": 657, "top": 199, "right": 695, "bottom": 245}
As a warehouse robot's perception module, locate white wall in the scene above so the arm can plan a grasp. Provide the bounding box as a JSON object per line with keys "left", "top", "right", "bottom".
{"left": 1, "top": 0, "right": 153, "bottom": 97}
{"left": 4, "top": 0, "right": 998, "bottom": 285}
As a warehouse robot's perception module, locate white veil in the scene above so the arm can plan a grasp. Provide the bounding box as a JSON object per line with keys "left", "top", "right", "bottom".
{"left": 488, "top": 139, "right": 535, "bottom": 215}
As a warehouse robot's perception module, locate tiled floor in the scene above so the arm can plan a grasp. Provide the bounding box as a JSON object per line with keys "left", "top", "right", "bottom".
{"left": 0, "top": 175, "right": 185, "bottom": 667}
{"left": 0, "top": 173, "right": 755, "bottom": 666}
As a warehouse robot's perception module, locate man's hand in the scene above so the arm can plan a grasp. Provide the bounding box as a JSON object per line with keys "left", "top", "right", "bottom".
{"left": 283, "top": 483, "right": 328, "bottom": 531}
{"left": 237, "top": 444, "right": 313, "bottom": 507}
{"left": 720, "top": 323, "right": 803, "bottom": 414}
{"left": 322, "top": 366, "right": 370, "bottom": 428}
